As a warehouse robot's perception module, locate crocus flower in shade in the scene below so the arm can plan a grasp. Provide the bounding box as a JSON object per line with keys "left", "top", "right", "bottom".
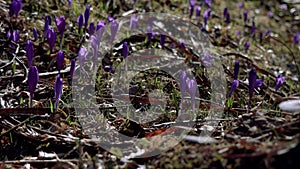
{"left": 251, "top": 21, "right": 256, "bottom": 36}
{"left": 243, "top": 10, "right": 248, "bottom": 23}
{"left": 268, "top": 11, "right": 273, "bottom": 18}
{"left": 96, "top": 21, "right": 105, "bottom": 31}
{"left": 244, "top": 41, "right": 250, "bottom": 53}
{"left": 77, "top": 14, "right": 84, "bottom": 32}
{"left": 7, "top": 30, "right": 20, "bottom": 42}
{"left": 9, "top": 0, "right": 22, "bottom": 19}
{"left": 160, "top": 34, "right": 166, "bottom": 48}
{"left": 122, "top": 42, "right": 129, "bottom": 59}
{"left": 44, "top": 15, "right": 51, "bottom": 37}
{"left": 248, "top": 68, "right": 257, "bottom": 110}
{"left": 294, "top": 32, "right": 299, "bottom": 45}
{"left": 55, "top": 16, "right": 66, "bottom": 41}
{"left": 78, "top": 47, "right": 88, "bottom": 72}
{"left": 47, "top": 27, "right": 56, "bottom": 52}
{"left": 186, "top": 77, "right": 197, "bottom": 111}
{"left": 255, "top": 79, "right": 263, "bottom": 88}
{"left": 147, "top": 26, "right": 153, "bottom": 43}
{"left": 225, "top": 12, "right": 230, "bottom": 25}
{"left": 180, "top": 71, "right": 187, "bottom": 101}
{"left": 84, "top": 6, "right": 90, "bottom": 28}
{"left": 203, "top": 9, "right": 211, "bottom": 25}
{"left": 32, "top": 27, "right": 38, "bottom": 41}
{"left": 189, "top": 0, "right": 195, "bottom": 18}
{"left": 280, "top": 4, "right": 287, "bottom": 10}
{"left": 233, "top": 61, "right": 239, "bottom": 80}
{"left": 275, "top": 74, "right": 285, "bottom": 91}
{"left": 54, "top": 74, "right": 63, "bottom": 110}
{"left": 227, "top": 79, "right": 239, "bottom": 98}
{"left": 238, "top": 2, "right": 243, "bottom": 9}
{"left": 236, "top": 30, "right": 241, "bottom": 37}
{"left": 57, "top": 50, "right": 64, "bottom": 72}
{"left": 265, "top": 29, "right": 270, "bottom": 36}
{"left": 204, "top": 0, "right": 212, "bottom": 7}
{"left": 26, "top": 40, "right": 34, "bottom": 67}
{"left": 223, "top": 7, "right": 228, "bottom": 18}
{"left": 202, "top": 52, "right": 213, "bottom": 67}
{"left": 130, "top": 14, "right": 139, "bottom": 33}
{"left": 28, "top": 66, "right": 39, "bottom": 108}
{"left": 89, "top": 22, "right": 95, "bottom": 35}
{"left": 70, "top": 58, "right": 76, "bottom": 83}
{"left": 110, "top": 20, "right": 119, "bottom": 46}
{"left": 196, "top": 6, "right": 201, "bottom": 17}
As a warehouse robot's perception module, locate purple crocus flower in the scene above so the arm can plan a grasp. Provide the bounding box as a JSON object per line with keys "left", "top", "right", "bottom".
{"left": 227, "top": 79, "right": 239, "bottom": 98}
{"left": 243, "top": 10, "right": 248, "bottom": 23}
{"left": 89, "top": 22, "right": 95, "bottom": 35}
{"left": 265, "top": 29, "right": 270, "bottom": 36}
{"left": 189, "top": 0, "right": 196, "bottom": 18}
{"left": 26, "top": 40, "right": 34, "bottom": 67}
{"left": 268, "top": 11, "right": 273, "bottom": 18}
{"left": 294, "top": 32, "right": 299, "bottom": 45}
{"left": 180, "top": 71, "right": 187, "bottom": 101}
{"left": 275, "top": 74, "right": 285, "bottom": 91}
{"left": 244, "top": 41, "right": 250, "bottom": 53}
{"left": 96, "top": 21, "right": 105, "bottom": 31}
{"left": 28, "top": 66, "right": 39, "bottom": 108}
{"left": 255, "top": 79, "right": 263, "bottom": 88}
{"left": 57, "top": 50, "right": 64, "bottom": 72}
{"left": 122, "top": 42, "right": 129, "bottom": 59}
{"left": 223, "top": 7, "right": 228, "bottom": 18}
{"left": 130, "top": 14, "right": 139, "bottom": 33}
{"left": 55, "top": 16, "right": 66, "bottom": 41}
{"left": 225, "top": 12, "right": 230, "bottom": 25}
{"left": 77, "top": 14, "right": 84, "bottom": 32}
{"left": 204, "top": 0, "right": 212, "bottom": 7}
{"left": 68, "top": 0, "right": 72, "bottom": 6}
{"left": 280, "top": 4, "right": 287, "bottom": 10}
{"left": 196, "top": 6, "right": 201, "bottom": 17}
{"left": 186, "top": 77, "right": 197, "bottom": 111}
{"left": 203, "top": 9, "right": 211, "bottom": 26}
{"left": 78, "top": 47, "right": 88, "bottom": 72}
{"left": 251, "top": 21, "right": 256, "bottom": 36}
{"left": 32, "top": 27, "right": 38, "bottom": 41}
{"left": 84, "top": 6, "right": 90, "bottom": 28}
{"left": 110, "top": 20, "right": 119, "bottom": 46}
{"left": 54, "top": 74, "right": 63, "bottom": 110}
{"left": 233, "top": 61, "right": 239, "bottom": 80}
{"left": 238, "top": 2, "right": 243, "bottom": 9}
{"left": 7, "top": 30, "right": 19, "bottom": 42}
{"left": 202, "top": 52, "right": 213, "bottom": 67}
{"left": 44, "top": 15, "right": 51, "bottom": 38}
{"left": 70, "top": 58, "right": 76, "bottom": 83}
{"left": 160, "top": 34, "right": 166, "bottom": 48}
{"left": 9, "top": 0, "right": 22, "bottom": 19}
{"left": 248, "top": 68, "right": 257, "bottom": 110}
{"left": 236, "top": 30, "right": 241, "bottom": 37}
{"left": 47, "top": 27, "right": 56, "bottom": 52}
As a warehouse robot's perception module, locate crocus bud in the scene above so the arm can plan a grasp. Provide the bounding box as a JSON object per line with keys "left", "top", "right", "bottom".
{"left": 9, "top": 0, "right": 22, "bottom": 19}
{"left": 68, "top": 0, "right": 72, "bottom": 6}
{"left": 238, "top": 2, "right": 243, "bottom": 9}
{"left": 77, "top": 14, "right": 84, "bottom": 32}
{"left": 110, "top": 20, "right": 119, "bottom": 46}
{"left": 57, "top": 50, "right": 64, "bottom": 72}
{"left": 275, "top": 74, "right": 285, "bottom": 91}
{"left": 84, "top": 6, "right": 90, "bottom": 28}
{"left": 44, "top": 15, "right": 51, "bottom": 38}
{"left": 26, "top": 40, "right": 34, "bottom": 67}
{"left": 28, "top": 66, "right": 39, "bottom": 107}
{"left": 32, "top": 27, "right": 38, "bottom": 41}
{"left": 248, "top": 68, "right": 257, "bottom": 109}
{"left": 47, "top": 27, "right": 56, "bottom": 52}
{"left": 204, "top": 0, "right": 212, "bottom": 7}
{"left": 227, "top": 79, "right": 239, "bottom": 98}
{"left": 225, "top": 12, "right": 230, "bottom": 25}
{"left": 89, "top": 22, "right": 95, "bottom": 35}
{"left": 294, "top": 32, "right": 299, "bottom": 45}
{"left": 78, "top": 47, "right": 88, "bottom": 72}
{"left": 122, "top": 42, "right": 129, "bottom": 59}
{"left": 203, "top": 9, "right": 211, "bottom": 26}
{"left": 160, "top": 34, "right": 166, "bottom": 48}
{"left": 243, "top": 10, "right": 248, "bottom": 23}
{"left": 70, "top": 59, "right": 76, "bottom": 83}
{"left": 233, "top": 61, "right": 239, "bottom": 80}
{"left": 223, "top": 7, "right": 228, "bottom": 18}
{"left": 186, "top": 77, "right": 197, "bottom": 111}
{"left": 189, "top": 0, "right": 195, "bottom": 18}
{"left": 54, "top": 74, "right": 63, "bottom": 110}
{"left": 7, "top": 30, "right": 19, "bottom": 42}
{"left": 180, "top": 71, "right": 187, "bottom": 101}
{"left": 251, "top": 21, "right": 256, "bottom": 36}
{"left": 244, "top": 41, "right": 250, "bottom": 53}
{"left": 196, "top": 6, "right": 201, "bottom": 17}
{"left": 130, "top": 14, "right": 139, "bottom": 33}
